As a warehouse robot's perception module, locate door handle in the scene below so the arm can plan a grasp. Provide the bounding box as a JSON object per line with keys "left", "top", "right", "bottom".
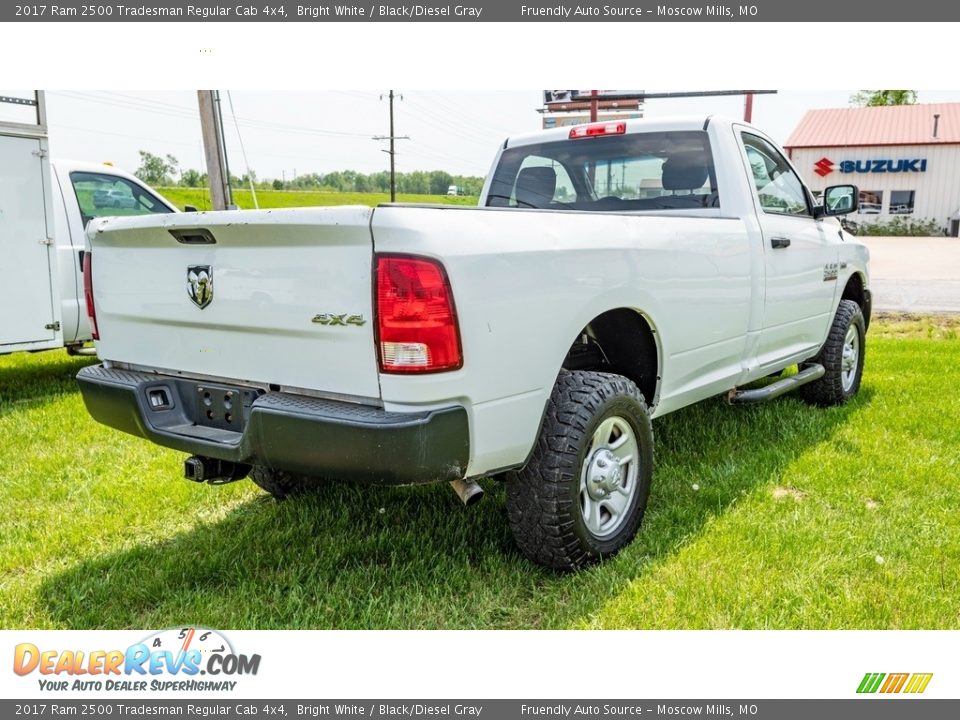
{"left": 770, "top": 236, "right": 791, "bottom": 249}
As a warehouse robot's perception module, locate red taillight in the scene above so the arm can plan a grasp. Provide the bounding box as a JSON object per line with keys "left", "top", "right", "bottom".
{"left": 376, "top": 255, "right": 462, "bottom": 373}
{"left": 82, "top": 252, "right": 99, "bottom": 340}
{"left": 569, "top": 121, "right": 626, "bottom": 139}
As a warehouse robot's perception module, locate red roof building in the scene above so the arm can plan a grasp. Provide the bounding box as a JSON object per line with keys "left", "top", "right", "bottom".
{"left": 786, "top": 103, "right": 960, "bottom": 148}
{"left": 785, "top": 103, "right": 960, "bottom": 234}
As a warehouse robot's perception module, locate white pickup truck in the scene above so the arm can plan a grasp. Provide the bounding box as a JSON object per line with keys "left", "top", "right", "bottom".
{"left": 77, "top": 116, "right": 871, "bottom": 570}
{"left": 2, "top": 91, "right": 179, "bottom": 356}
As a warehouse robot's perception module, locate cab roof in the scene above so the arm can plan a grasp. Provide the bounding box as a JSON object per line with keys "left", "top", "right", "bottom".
{"left": 504, "top": 115, "right": 752, "bottom": 149}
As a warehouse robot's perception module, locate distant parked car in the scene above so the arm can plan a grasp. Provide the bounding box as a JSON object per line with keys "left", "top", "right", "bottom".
{"left": 93, "top": 187, "right": 139, "bottom": 209}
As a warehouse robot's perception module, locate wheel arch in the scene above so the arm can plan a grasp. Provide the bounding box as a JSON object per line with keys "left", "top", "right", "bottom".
{"left": 560, "top": 306, "right": 662, "bottom": 409}
{"left": 841, "top": 271, "right": 871, "bottom": 329}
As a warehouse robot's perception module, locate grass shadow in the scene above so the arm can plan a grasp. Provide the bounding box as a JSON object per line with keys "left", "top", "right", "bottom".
{"left": 38, "top": 387, "right": 873, "bottom": 630}
{"left": 0, "top": 352, "right": 97, "bottom": 412}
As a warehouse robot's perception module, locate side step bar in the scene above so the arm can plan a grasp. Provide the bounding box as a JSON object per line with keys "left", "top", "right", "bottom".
{"left": 727, "top": 364, "right": 825, "bottom": 405}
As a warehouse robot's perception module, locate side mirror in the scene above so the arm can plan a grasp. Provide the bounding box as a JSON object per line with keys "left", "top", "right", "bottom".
{"left": 823, "top": 185, "right": 858, "bottom": 216}
{"left": 183, "top": 205, "right": 198, "bottom": 213}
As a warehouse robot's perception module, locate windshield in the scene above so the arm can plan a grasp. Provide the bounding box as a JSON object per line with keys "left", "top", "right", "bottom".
{"left": 486, "top": 130, "right": 719, "bottom": 212}
{"left": 70, "top": 171, "right": 175, "bottom": 226}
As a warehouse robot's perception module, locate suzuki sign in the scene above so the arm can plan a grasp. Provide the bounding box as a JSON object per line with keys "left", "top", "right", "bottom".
{"left": 814, "top": 157, "right": 928, "bottom": 177}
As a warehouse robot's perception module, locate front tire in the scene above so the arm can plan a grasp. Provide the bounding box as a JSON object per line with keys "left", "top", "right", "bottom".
{"left": 800, "top": 299, "right": 866, "bottom": 407}
{"left": 506, "top": 370, "right": 654, "bottom": 571}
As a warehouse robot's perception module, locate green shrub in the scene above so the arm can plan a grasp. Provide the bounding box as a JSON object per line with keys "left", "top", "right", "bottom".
{"left": 856, "top": 216, "right": 944, "bottom": 236}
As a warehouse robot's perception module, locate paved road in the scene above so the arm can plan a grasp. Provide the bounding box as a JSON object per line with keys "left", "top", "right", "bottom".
{"left": 858, "top": 236, "right": 960, "bottom": 313}
{"left": 869, "top": 279, "right": 960, "bottom": 314}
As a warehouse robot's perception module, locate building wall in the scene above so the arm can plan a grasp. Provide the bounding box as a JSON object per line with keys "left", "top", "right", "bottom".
{"left": 789, "top": 144, "right": 960, "bottom": 231}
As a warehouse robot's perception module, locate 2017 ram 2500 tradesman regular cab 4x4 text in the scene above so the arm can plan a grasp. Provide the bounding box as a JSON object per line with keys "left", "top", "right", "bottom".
{"left": 76, "top": 116, "right": 871, "bottom": 571}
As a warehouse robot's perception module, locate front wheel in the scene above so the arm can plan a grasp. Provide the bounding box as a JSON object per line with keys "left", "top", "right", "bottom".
{"left": 800, "top": 299, "right": 866, "bottom": 407}
{"left": 506, "top": 370, "right": 654, "bottom": 571}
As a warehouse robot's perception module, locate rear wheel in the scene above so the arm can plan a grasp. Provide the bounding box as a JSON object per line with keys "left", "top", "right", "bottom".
{"left": 249, "top": 465, "right": 316, "bottom": 499}
{"left": 800, "top": 299, "right": 866, "bottom": 406}
{"left": 506, "top": 370, "right": 654, "bottom": 571}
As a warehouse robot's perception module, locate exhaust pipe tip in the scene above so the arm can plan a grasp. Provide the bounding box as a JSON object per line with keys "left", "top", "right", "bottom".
{"left": 450, "top": 478, "right": 484, "bottom": 507}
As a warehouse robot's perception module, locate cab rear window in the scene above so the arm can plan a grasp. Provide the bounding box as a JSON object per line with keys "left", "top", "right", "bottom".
{"left": 486, "top": 130, "right": 718, "bottom": 212}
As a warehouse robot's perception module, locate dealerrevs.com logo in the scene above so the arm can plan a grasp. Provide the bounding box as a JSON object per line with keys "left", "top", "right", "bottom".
{"left": 13, "top": 627, "right": 261, "bottom": 692}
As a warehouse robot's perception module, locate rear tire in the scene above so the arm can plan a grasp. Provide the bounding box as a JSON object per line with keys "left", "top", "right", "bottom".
{"left": 506, "top": 370, "right": 654, "bottom": 571}
{"left": 249, "top": 465, "right": 315, "bottom": 499}
{"left": 800, "top": 299, "right": 865, "bottom": 407}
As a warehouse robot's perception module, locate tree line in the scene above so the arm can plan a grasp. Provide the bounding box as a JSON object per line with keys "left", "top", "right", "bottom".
{"left": 135, "top": 151, "right": 485, "bottom": 196}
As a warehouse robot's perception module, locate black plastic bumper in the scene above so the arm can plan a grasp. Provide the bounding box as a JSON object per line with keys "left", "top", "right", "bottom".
{"left": 76, "top": 365, "right": 469, "bottom": 485}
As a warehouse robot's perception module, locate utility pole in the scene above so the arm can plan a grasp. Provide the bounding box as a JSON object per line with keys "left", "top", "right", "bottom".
{"left": 743, "top": 92, "right": 754, "bottom": 123}
{"left": 388, "top": 90, "right": 396, "bottom": 201}
{"left": 197, "top": 90, "right": 233, "bottom": 210}
{"left": 375, "top": 90, "right": 409, "bottom": 202}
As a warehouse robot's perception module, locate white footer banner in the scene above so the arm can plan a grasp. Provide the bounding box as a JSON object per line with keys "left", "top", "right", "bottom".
{"left": 1, "top": 629, "right": 956, "bottom": 700}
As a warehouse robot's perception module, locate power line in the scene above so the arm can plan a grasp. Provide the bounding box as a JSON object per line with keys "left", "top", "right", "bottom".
{"left": 214, "top": 91, "right": 235, "bottom": 207}
{"left": 48, "top": 118, "right": 398, "bottom": 169}
{"left": 402, "top": 100, "right": 498, "bottom": 146}
{"left": 49, "top": 90, "right": 490, "bottom": 178}
{"left": 53, "top": 91, "right": 198, "bottom": 121}
{"left": 47, "top": 122, "right": 201, "bottom": 149}
{"left": 402, "top": 144, "right": 488, "bottom": 174}
{"left": 226, "top": 90, "right": 258, "bottom": 209}
{"left": 414, "top": 91, "right": 517, "bottom": 137}
{"left": 51, "top": 90, "right": 376, "bottom": 140}
{"left": 328, "top": 90, "right": 381, "bottom": 103}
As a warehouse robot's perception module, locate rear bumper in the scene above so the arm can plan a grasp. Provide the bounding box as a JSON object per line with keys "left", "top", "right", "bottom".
{"left": 76, "top": 365, "right": 469, "bottom": 485}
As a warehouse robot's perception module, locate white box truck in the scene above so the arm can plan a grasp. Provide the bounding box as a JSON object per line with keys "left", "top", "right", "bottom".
{"left": 0, "top": 91, "right": 178, "bottom": 356}
{"left": 0, "top": 91, "right": 60, "bottom": 354}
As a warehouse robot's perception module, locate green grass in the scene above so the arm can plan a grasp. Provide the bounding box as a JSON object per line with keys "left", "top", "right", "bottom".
{"left": 1, "top": 316, "right": 958, "bottom": 629}
{"left": 157, "top": 187, "right": 477, "bottom": 211}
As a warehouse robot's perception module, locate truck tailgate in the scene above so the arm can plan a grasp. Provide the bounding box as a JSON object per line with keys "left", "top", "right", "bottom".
{"left": 87, "top": 207, "right": 381, "bottom": 400}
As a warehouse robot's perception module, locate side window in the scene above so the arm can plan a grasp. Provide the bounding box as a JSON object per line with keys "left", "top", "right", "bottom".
{"left": 859, "top": 190, "right": 883, "bottom": 214}
{"left": 741, "top": 133, "right": 810, "bottom": 217}
{"left": 512, "top": 156, "right": 576, "bottom": 207}
{"left": 70, "top": 172, "right": 173, "bottom": 224}
{"left": 889, "top": 190, "right": 916, "bottom": 215}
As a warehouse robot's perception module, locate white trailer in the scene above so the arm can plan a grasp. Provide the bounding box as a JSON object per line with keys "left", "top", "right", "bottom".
{"left": 0, "top": 91, "right": 59, "bottom": 354}
{"left": 1, "top": 91, "right": 179, "bottom": 356}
